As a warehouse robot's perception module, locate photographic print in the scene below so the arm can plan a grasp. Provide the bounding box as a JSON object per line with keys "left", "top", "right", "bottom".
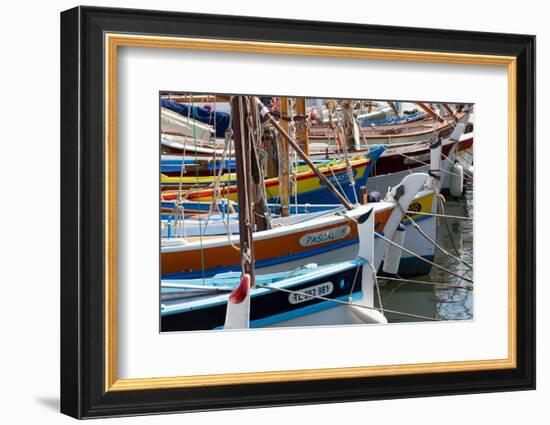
{"left": 159, "top": 94, "right": 474, "bottom": 332}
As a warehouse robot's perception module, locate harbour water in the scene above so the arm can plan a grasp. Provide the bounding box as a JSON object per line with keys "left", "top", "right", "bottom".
{"left": 378, "top": 182, "right": 474, "bottom": 322}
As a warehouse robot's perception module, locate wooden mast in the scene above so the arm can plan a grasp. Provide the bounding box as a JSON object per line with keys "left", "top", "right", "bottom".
{"left": 278, "top": 97, "right": 291, "bottom": 217}
{"left": 295, "top": 97, "right": 310, "bottom": 156}
{"left": 264, "top": 127, "right": 279, "bottom": 179}
{"left": 341, "top": 100, "right": 356, "bottom": 149}
{"left": 231, "top": 96, "right": 255, "bottom": 285}
{"left": 249, "top": 98, "right": 270, "bottom": 231}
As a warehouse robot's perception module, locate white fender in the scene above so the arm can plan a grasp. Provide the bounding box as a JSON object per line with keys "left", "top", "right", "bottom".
{"left": 224, "top": 274, "right": 251, "bottom": 330}
{"left": 449, "top": 163, "right": 464, "bottom": 197}
{"left": 382, "top": 223, "right": 406, "bottom": 275}
{"left": 429, "top": 137, "right": 442, "bottom": 181}
{"left": 440, "top": 142, "right": 459, "bottom": 191}
{"left": 349, "top": 208, "right": 387, "bottom": 324}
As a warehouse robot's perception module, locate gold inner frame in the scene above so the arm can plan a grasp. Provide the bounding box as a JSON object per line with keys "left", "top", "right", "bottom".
{"left": 104, "top": 33, "right": 517, "bottom": 392}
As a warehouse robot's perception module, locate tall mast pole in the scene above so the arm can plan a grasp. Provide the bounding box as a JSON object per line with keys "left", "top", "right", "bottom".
{"left": 250, "top": 98, "right": 270, "bottom": 231}
{"left": 295, "top": 97, "right": 310, "bottom": 156}
{"left": 341, "top": 100, "right": 356, "bottom": 149}
{"left": 278, "top": 97, "right": 291, "bottom": 217}
{"left": 231, "top": 96, "right": 255, "bottom": 285}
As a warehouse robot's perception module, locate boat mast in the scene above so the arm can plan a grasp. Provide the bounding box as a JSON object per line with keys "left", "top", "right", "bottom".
{"left": 231, "top": 96, "right": 256, "bottom": 285}
{"left": 341, "top": 100, "right": 356, "bottom": 149}
{"left": 250, "top": 98, "right": 271, "bottom": 231}
{"left": 295, "top": 97, "right": 310, "bottom": 156}
{"left": 278, "top": 97, "right": 292, "bottom": 217}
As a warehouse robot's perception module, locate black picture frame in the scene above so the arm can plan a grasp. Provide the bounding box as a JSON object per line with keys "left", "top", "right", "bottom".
{"left": 60, "top": 5, "right": 535, "bottom": 419}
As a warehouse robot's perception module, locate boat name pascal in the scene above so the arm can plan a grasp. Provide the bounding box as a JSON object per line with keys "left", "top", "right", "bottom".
{"left": 299, "top": 225, "right": 351, "bottom": 247}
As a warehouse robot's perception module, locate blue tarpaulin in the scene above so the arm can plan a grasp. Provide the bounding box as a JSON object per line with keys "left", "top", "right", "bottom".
{"left": 161, "top": 99, "right": 230, "bottom": 138}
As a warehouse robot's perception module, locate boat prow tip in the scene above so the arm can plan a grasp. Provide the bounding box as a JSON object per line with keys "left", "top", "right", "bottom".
{"left": 229, "top": 274, "right": 250, "bottom": 304}
{"left": 224, "top": 274, "right": 251, "bottom": 330}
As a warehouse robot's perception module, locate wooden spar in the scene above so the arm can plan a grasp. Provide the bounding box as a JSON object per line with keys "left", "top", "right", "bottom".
{"left": 263, "top": 127, "right": 279, "bottom": 178}
{"left": 230, "top": 96, "right": 255, "bottom": 285}
{"left": 251, "top": 145, "right": 269, "bottom": 231}
{"left": 249, "top": 98, "right": 270, "bottom": 231}
{"left": 341, "top": 100, "right": 356, "bottom": 148}
{"left": 278, "top": 98, "right": 291, "bottom": 217}
{"left": 388, "top": 101, "right": 400, "bottom": 117}
{"left": 295, "top": 98, "right": 310, "bottom": 156}
{"left": 417, "top": 102, "right": 445, "bottom": 123}
{"left": 325, "top": 99, "right": 343, "bottom": 152}
{"left": 252, "top": 96, "right": 354, "bottom": 211}
{"left": 443, "top": 103, "right": 458, "bottom": 122}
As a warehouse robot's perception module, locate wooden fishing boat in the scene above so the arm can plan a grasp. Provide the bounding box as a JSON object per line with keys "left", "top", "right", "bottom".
{"left": 161, "top": 156, "right": 342, "bottom": 177}
{"left": 308, "top": 109, "right": 470, "bottom": 149}
{"left": 161, "top": 199, "right": 385, "bottom": 331}
{"left": 161, "top": 189, "right": 436, "bottom": 276}
{"left": 160, "top": 156, "right": 236, "bottom": 177}
{"left": 161, "top": 257, "right": 379, "bottom": 331}
{"left": 161, "top": 107, "right": 214, "bottom": 145}
{"left": 161, "top": 155, "right": 379, "bottom": 205}
{"left": 367, "top": 129, "right": 471, "bottom": 195}
{"left": 161, "top": 173, "right": 430, "bottom": 279}
{"left": 160, "top": 172, "right": 238, "bottom": 190}
{"left": 160, "top": 158, "right": 362, "bottom": 190}
{"left": 369, "top": 133, "right": 472, "bottom": 175}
